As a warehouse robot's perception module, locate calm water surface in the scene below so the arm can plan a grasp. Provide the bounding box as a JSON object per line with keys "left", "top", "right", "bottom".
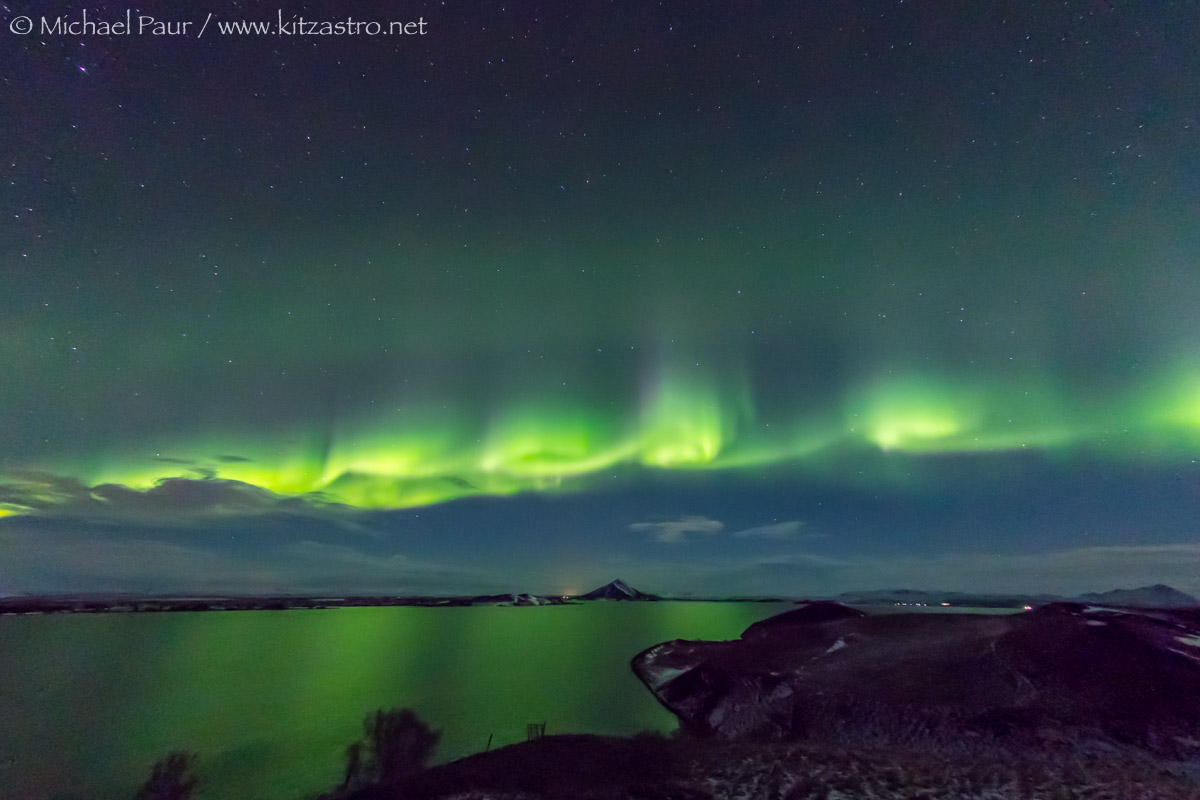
{"left": 0, "top": 602, "right": 801, "bottom": 800}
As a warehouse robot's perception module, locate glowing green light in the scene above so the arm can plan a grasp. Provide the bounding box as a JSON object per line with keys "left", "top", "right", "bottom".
{"left": 480, "top": 406, "right": 634, "bottom": 477}
{"left": 21, "top": 362, "right": 1200, "bottom": 513}
{"left": 852, "top": 377, "right": 976, "bottom": 452}
{"left": 1166, "top": 377, "right": 1200, "bottom": 428}
{"left": 639, "top": 371, "right": 731, "bottom": 467}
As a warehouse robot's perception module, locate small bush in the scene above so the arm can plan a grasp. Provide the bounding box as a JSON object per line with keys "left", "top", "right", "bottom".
{"left": 344, "top": 707, "right": 441, "bottom": 789}
{"left": 133, "top": 751, "right": 198, "bottom": 800}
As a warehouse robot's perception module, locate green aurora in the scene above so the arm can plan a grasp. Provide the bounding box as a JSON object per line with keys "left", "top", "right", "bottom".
{"left": 6, "top": 363, "right": 1198, "bottom": 513}
{"left": 5, "top": 0, "right": 1200, "bottom": 595}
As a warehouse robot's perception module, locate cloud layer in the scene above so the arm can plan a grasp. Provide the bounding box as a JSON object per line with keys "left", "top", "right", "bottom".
{"left": 629, "top": 515, "right": 725, "bottom": 543}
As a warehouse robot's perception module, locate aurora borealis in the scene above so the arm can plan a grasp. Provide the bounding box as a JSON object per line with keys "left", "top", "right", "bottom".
{"left": 3, "top": 1, "right": 1200, "bottom": 596}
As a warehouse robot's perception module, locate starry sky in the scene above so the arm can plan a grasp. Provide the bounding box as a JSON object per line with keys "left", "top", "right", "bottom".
{"left": 3, "top": 0, "right": 1200, "bottom": 597}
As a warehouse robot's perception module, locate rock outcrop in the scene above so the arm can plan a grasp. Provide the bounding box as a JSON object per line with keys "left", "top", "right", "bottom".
{"left": 632, "top": 602, "right": 1200, "bottom": 757}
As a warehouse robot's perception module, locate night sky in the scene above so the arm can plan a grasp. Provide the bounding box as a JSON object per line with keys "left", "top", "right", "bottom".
{"left": 3, "top": 1, "right": 1200, "bottom": 597}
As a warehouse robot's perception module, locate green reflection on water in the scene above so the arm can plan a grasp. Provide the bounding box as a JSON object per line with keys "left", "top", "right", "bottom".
{"left": 0, "top": 602, "right": 796, "bottom": 800}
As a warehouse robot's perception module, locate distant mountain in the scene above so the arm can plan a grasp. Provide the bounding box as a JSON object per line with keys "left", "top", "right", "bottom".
{"left": 831, "top": 585, "right": 1200, "bottom": 610}
{"left": 835, "top": 589, "right": 950, "bottom": 604}
{"left": 576, "top": 579, "right": 658, "bottom": 601}
{"left": 833, "top": 589, "right": 1061, "bottom": 607}
{"left": 1077, "top": 584, "right": 1199, "bottom": 608}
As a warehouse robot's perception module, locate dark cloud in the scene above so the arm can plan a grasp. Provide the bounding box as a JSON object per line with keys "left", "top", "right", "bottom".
{"left": 608, "top": 545, "right": 1200, "bottom": 599}
{"left": 0, "top": 471, "right": 356, "bottom": 527}
{"left": 0, "top": 522, "right": 496, "bottom": 596}
{"left": 0, "top": 471, "right": 91, "bottom": 510}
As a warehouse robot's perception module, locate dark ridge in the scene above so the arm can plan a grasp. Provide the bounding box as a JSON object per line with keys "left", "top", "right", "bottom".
{"left": 742, "top": 601, "right": 867, "bottom": 639}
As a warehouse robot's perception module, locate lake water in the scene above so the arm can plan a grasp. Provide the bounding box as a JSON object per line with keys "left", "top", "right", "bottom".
{"left": 0, "top": 602, "right": 798, "bottom": 800}
{"left": 0, "top": 602, "right": 1017, "bottom": 800}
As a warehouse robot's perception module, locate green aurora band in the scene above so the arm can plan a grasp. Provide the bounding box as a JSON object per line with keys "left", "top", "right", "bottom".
{"left": 6, "top": 363, "right": 1199, "bottom": 514}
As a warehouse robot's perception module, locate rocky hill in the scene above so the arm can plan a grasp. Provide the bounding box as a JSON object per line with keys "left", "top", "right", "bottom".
{"left": 632, "top": 601, "right": 1200, "bottom": 759}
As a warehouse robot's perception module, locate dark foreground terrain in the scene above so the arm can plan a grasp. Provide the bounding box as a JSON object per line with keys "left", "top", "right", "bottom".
{"left": 334, "top": 733, "right": 1200, "bottom": 799}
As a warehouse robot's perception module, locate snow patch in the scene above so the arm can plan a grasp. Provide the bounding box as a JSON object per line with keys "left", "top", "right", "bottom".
{"left": 1085, "top": 620, "right": 1108, "bottom": 627}
{"left": 766, "top": 682, "right": 795, "bottom": 701}
{"left": 824, "top": 637, "right": 847, "bottom": 654}
{"left": 1176, "top": 634, "right": 1200, "bottom": 648}
{"left": 1169, "top": 648, "right": 1200, "bottom": 664}
{"left": 650, "top": 665, "right": 692, "bottom": 686}
{"left": 643, "top": 644, "right": 665, "bottom": 659}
